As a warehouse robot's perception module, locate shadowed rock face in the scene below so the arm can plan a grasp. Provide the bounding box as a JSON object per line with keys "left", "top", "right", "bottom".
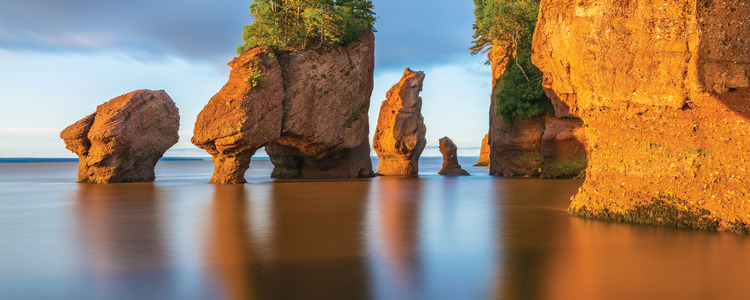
{"left": 534, "top": 0, "right": 750, "bottom": 232}
{"left": 372, "top": 68, "right": 427, "bottom": 175}
{"left": 539, "top": 118, "right": 587, "bottom": 179}
{"left": 60, "top": 90, "right": 179, "bottom": 183}
{"left": 486, "top": 41, "right": 586, "bottom": 178}
{"left": 475, "top": 133, "right": 490, "bottom": 167}
{"left": 438, "top": 137, "right": 469, "bottom": 176}
{"left": 192, "top": 33, "right": 375, "bottom": 183}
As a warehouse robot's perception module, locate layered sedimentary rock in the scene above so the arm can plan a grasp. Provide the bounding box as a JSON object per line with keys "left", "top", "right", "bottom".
{"left": 487, "top": 41, "right": 586, "bottom": 177}
{"left": 60, "top": 90, "right": 179, "bottom": 183}
{"left": 372, "top": 68, "right": 427, "bottom": 175}
{"left": 193, "top": 33, "right": 375, "bottom": 183}
{"left": 534, "top": 0, "right": 750, "bottom": 231}
{"left": 475, "top": 133, "right": 490, "bottom": 167}
{"left": 438, "top": 137, "right": 470, "bottom": 176}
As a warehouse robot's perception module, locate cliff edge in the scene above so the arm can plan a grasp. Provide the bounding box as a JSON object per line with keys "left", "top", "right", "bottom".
{"left": 534, "top": 0, "right": 750, "bottom": 231}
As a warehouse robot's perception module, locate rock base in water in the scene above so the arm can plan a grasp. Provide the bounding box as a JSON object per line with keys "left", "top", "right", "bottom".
{"left": 438, "top": 137, "right": 470, "bottom": 176}
{"left": 373, "top": 68, "right": 427, "bottom": 176}
{"left": 60, "top": 90, "right": 179, "bottom": 183}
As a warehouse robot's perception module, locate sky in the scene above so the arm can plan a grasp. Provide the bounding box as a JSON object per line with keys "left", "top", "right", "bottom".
{"left": 0, "top": 0, "right": 492, "bottom": 158}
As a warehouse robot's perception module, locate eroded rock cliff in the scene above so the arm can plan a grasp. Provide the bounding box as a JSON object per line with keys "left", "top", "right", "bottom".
{"left": 193, "top": 33, "right": 375, "bottom": 183}
{"left": 534, "top": 0, "right": 750, "bottom": 231}
{"left": 475, "top": 133, "right": 490, "bottom": 167}
{"left": 372, "top": 68, "right": 427, "bottom": 175}
{"left": 487, "top": 41, "right": 586, "bottom": 177}
{"left": 438, "top": 137, "right": 470, "bottom": 176}
{"left": 60, "top": 90, "right": 179, "bottom": 183}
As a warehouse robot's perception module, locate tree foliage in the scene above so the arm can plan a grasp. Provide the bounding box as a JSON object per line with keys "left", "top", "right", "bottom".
{"left": 471, "top": 0, "right": 551, "bottom": 123}
{"left": 238, "top": 0, "right": 375, "bottom": 54}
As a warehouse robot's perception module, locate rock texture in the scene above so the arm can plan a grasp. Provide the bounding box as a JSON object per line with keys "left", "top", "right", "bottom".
{"left": 438, "top": 137, "right": 470, "bottom": 176}
{"left": 534, "top": 0, "right": 750, "bottom": 231}
{"left": 60, "top": 90, "right": 179, "bottom": 183}
{"left": 372, "top": 68, "right": 427, "bottom": 175}
{"left": 487, "top": 41, "right": 587, "bottom": 177}
{"left": 539, "top": 118, "right": 587, "bottom": 179}
{"left": 475, "top": 133, "right": 490, "bottom": 167}
{"left": 193, "top": 33, "right": 375, "bottom": 183}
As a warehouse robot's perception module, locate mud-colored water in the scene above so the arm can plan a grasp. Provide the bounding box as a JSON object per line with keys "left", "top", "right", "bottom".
{"left": 1, "top": 158, "right": 749, "bottom": 300}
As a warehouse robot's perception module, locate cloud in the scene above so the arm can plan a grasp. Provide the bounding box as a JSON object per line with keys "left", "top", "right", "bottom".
{"left": 0, "top": 1, "right": 480, "bottom": 69}
{"left": 0, "top": 127, "right": 60, "bottom": 133}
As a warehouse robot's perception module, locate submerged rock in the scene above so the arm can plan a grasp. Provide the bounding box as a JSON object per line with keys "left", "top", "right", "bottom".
{"left": 534, "top": 0, "right": 750, "bottom": 232}
{"left": 475, "top": 133, "right": 490, "bottom": 167}
{"left": 193, "top": 33, "right": 375, "bottom": 183}
{"left": 438, "top": 137, "right": 470, "bottom": 176}
{"left": 372, "top": 68, "right": 427, "bottom": 175}
{"left": 60, "top": 90, "right": 179, "bottom": 183}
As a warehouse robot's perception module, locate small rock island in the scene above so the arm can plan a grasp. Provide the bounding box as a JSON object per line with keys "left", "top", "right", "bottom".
{"left": 60, "top": 89, "right": 180, "bottom": 183}
{"left": 373, "top": 68, "right": 427, "bottom": 176}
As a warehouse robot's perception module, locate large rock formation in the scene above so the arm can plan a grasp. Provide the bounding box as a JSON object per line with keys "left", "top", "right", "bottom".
{"left": 487, "top": 41, "right": 586, "bottom": 177}
{"left": 475, "top": 133, "right": 490, "bottom": 167}
{"left": 60, "top": 90, "right": 179, "bottom": 183}
{"left": 193, "top": 33, "right": 375, "bottom": 183}
{"left": 534, "top": 0, "right": 750, "bottom": 231}
{"left": 438, "top": 137, "right": 470, "bottom": 176}
{"left": 372, "top": 68, "right": 427, "bottom": 175}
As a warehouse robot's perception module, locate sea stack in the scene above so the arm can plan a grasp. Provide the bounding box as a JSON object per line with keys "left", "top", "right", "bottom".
{"left": 534, "top": 0, "right": 750, "bottom": 231}
{"left": 438, "top": 137, "right": 470, "bottom": 176}
{"left": 475, "top": 133, "right": 490, "bottom": 167}
{"left": 372, "top": 68, "right": 427, "bottom": 175}
{"left": 192, "top": 32, "right": 375, "bottom": 183}
{"left": 60, "top": 89, "right": 179, "bottom": 183}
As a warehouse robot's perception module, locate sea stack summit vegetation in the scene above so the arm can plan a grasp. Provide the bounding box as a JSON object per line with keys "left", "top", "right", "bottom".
{"left": 471, "top": 0, "right": 551, "bottom": 123}
{"left": 237, "top": 0, "right": 376, "bottom": 54}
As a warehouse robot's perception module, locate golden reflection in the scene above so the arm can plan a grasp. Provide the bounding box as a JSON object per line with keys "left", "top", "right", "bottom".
{"left": 75, "top": 183, "right": 166, "bottom": 274}
{"left": 203, "top": 184, "right": 254, "bottom": 300}
{"left": 377, "top": 177, "right": 420, "bottom": 291}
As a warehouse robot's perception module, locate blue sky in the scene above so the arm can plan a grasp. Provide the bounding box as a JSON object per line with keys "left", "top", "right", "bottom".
{"left": 0, "top": 0, "right": 491, "bottom": 158}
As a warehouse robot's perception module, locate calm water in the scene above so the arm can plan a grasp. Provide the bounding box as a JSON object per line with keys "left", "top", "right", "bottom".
{"left": 1, "top": 157, "right": 750, "bottom": 300}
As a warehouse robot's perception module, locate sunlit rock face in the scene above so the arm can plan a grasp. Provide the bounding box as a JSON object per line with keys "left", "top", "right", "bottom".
{"left": 487, "top": 41, "right": 587, "bottom": 177}
{"left": 372, "top": 68, "right": 427, "bottom": 175}
{"left": 438, "top": 137, "right": 470, "bottom": 176}
{"left": 475, "top": 133, "right": 490, "bottom": 167}
{"left": 534, "top": 0, "right": 750, "bottom": 232}
{"left": 60, "top": 90, "right": 179, "bottom": 183}
{"left": 193, "top": 33, "right": 375, "bottom": 183}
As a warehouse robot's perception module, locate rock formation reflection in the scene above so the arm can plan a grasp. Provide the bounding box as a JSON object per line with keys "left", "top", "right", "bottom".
{"left": 74, "top": 183, "right": 173, "bottom": 299}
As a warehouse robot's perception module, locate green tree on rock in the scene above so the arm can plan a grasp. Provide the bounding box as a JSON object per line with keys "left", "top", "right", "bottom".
{"left": 238, "top": 0, "right": 375, "bottom": 54}
{"left": 471, "top": 0, "right": 551, "bottom": 123}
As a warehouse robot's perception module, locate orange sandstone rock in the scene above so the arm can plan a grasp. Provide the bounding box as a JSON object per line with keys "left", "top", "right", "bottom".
{"left": 534, "top": 0, "right": 750, "bottom": 232}
{"left": 372, "top": 68, "right": 427, "bottom": 175}
{"left": 475, "top": 133, "right": 490, "bottom": 167}
{"left": 438, "top": 137, "right": 469, "bottom": 176}
{"left": 60, "top": 90, "right": 179, "bottom": 183}
{"left": 193, "top": 33, "right": 375, "bottom": 183}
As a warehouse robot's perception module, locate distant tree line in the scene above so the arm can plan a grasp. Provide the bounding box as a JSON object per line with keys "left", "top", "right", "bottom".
{"left": 471, "top": 0, "right": 551, "bottom": 123}
{"left": 238, "top": 0, "right": 376, "bottom": 55}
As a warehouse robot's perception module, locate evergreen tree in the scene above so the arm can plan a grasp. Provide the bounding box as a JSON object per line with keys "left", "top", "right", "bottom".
{"left": 471, "top": 0, "right": 551, "bottom": 123}
{"left": 237, "top": 0, "right": 375, "bottom": 54}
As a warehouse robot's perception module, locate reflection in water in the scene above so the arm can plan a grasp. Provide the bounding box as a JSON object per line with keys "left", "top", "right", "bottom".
{"left": 75, "top": 183, "right": 173, "bottom": 299}
{"left": 4, "top": 161, "right": 750, "bottom": 299}
{"left": 203, "top": 184, "right": 254, "bottom": 300}
{"left": 366, "top": 177, "right": 422, "bottom": 300}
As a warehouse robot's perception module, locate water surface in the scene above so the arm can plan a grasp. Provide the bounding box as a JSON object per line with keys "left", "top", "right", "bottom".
{"left": 1, "top": 158, "right": 749, "bottom": 299}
